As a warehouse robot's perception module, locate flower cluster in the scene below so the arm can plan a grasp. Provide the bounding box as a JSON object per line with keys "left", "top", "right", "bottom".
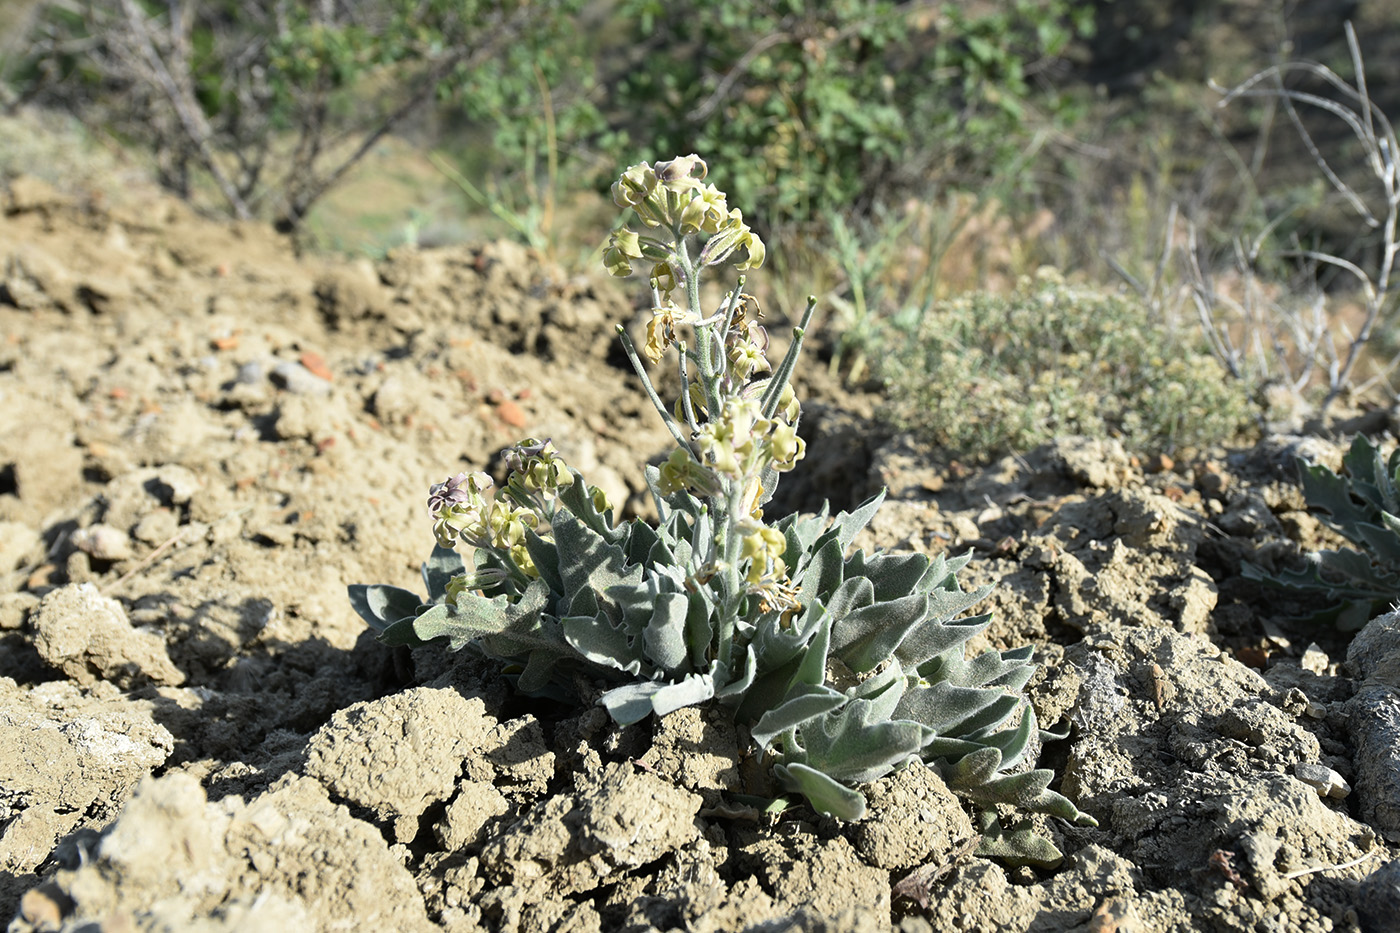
{"left": 603, "top": 155, "right": 765, "bottom": 292}
{"left": 600, "top": 155, "right": 814, "bottom": 604}
{"left": 427, "top": 439, "right": 607, "bottom": 581}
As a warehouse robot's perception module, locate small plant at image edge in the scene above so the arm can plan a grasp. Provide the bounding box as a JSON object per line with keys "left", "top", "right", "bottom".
{"left": 1245, "top": 435, "right": 1400, "bottom": 630}
{"left": 348, "top": 156, "right": 1095, "bottom": 856}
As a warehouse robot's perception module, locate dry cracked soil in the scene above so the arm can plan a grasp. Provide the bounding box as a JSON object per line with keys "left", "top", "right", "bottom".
{"left": 2, "top": 154, "right": 1400, "bottom": 933}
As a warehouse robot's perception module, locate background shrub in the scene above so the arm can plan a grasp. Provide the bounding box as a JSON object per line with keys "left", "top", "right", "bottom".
{"left": 881, "top": 269, "right": 1257, "bottom": 459}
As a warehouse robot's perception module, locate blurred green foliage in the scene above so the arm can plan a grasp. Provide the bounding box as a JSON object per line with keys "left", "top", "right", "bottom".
{"left": 13, "top": 0, "right": 1094, "bottom": 232}
{"left": 603, "top": 0, "right": 1094, "bottom": 228}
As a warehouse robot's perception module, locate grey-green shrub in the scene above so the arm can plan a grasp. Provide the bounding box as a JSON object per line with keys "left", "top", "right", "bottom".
{"left": 881, "top": 269, "right": 1257, "bottom": 460}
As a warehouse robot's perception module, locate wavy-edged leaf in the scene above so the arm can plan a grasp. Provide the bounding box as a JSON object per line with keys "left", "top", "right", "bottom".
{"left": 895, "top": 611, "right": 995, "bottom": 669}
{"left": 750, "top": 683, "right": 846, "bottom": 752}
{"left": 976, "top": 813, "right": 1064, "bottom": 868}
{"left": 558, "top": 466, "right": 624, "bottom": 542}
{"left": 524, "top": 527, "right": 564, "bottom": 597}
{"left": 773, "top": 762, "right": 867, "bottom": 820}
{"left": 845, "top": 549, "right": 933, "bottom": 603}
{"left": 643, "top": 591, "right": 692, "bottom": 673}
{"left": 600, "top": 672, "right": 715, "bottom": 725}
{"left": 562, "top": 610, "right": 643, "bottom": 674}
{"left": 832, "top": 591, "right": 933, "bottom": 673}
{"left": 792, "top": 537, "right": 845, "bottom": 603}
{"left": 715, "top": 644, "right": 757, "bottom": 698}
{"left": 792, "top": 698, "right": 932, "bottom": 784}
{"left": 832, "top": 490, "right": 886, "bottom": 554}
{"left": 896, "top": 683, "right": 1022, "bottom": 737}
{"left": 553, "top": 509, "right": 640, "bottom": 601}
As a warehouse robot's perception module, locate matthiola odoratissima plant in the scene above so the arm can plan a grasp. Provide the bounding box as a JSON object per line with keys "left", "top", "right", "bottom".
{"left": 349, "top": 156, "right": 1094, "bottom": 839}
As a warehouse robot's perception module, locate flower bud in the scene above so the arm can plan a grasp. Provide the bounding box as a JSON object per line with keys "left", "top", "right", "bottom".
{"left": 653, "top": 154, "right": 707, "bottom": 190}
{"left": 612, "top": 162, "right": 657, "bottom": 208}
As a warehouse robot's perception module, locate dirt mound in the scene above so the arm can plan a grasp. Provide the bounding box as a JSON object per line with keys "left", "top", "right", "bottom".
{"left": 1, "top": 165, "right": 1397, "bottom": 933}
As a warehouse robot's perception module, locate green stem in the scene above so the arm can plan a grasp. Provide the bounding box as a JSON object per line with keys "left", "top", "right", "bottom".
{"left": 760, "top": 296, "right": 818, "bottom": 420}
{"left": 677, "top": 343, "right": 701, "bottom": 434}
{"left": 715, "top": 478, "right": 745, "bottom": 673}
{"left": 615, "top": 324, "right": 689, "bottom": 448}
{"left": 677, "top": 239, "right": 725, "bottom": 420}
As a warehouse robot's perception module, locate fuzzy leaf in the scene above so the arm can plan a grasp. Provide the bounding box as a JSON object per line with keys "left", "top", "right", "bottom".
{"left": 420, "top": 546, "right": 466, "bottom": 602}
{"left": 750, "top": 684, "right": 847, "bottom": 752}
{"left": 349, "top": 584, "right": 423, "bottom": 633}
{"left": 846, "top": 550, "right": 933, "bottom": 603}
{"left": 832, "top": 490, "right": 887, "bottom": 554}
{"left": 554, "top": 509, "right": 640, "bottom": 601}
{"left": 558, "top": 466, "right": 623, "bottom": 542}
{"left": 793, "top": 537, "right": 846, "bottom": 602}
{"left": 600, "top": 672, "right": 715, "bottom": 725}
{"left": 894, "top": 611, "right": 995, "bottom": 669}
{"left": 643, "top": 591, "right": 692, "bottom": 673}
{"left": 773, "top": 762, "right": 867, "bottom": 820}
{"left": 562, "top": 611, "right": 643, "bottom": 674}
{"left": 525, "top": 527, "right": 565, "bottom": 596}
{"left": 716, "top": 644, "right": 758, "bottom": 697}
{"left": 686, "top": 589, "right": 715, "bottom": 667}
{"left": 897, "top": 685, "right": 1024, "bottom": 739}
{"left": 975, "top": 814, "right": 1064, "bottom": 868}
{"left": 778, "top": 502, "right": 831, "bottom": 571}
{"left": 791, "top": 602, "right": 832, "bottom": 689}
{"left": 832, "top": 591, "right": 934, "bottom": 673}
{"left": 792, "top": 698, "right": 932, "bottom": 784}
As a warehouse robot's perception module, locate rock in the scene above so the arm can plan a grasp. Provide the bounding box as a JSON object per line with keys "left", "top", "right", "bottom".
{"left": 1348, "top": 611, "right": 1400, "bottom": 688}
{"left": 1348, "top": 612, "right": 1400, "bottom": 842}
{"left": 18, "top": 772, "right": 435, "bottom": 932}
{"left": 303, "top": 688, "right": 500, "bottom": 843}
{"left": 852, "top": 762, "right": 974, "bottom": 872}
{"left": 30, "top": 583, "right": 185, "bottom": 687}
{"left": 1356, "top": 859, "right": 1400, "bottom": 933}
{"left": 270, "top": 360, "right": 332, "bottom": 396}
{"left": 0, "top": 591, "right": 38, "bottom": 630}
{"left": 5, "top": 175, "right": 70, "bottom": 214}
{"left": 434, "top": 779, "right": 509, "bottom": 852}
{"left": 0, "top": 676, "right": 174, "bottom": 818}
{"left": 0, "top": 520, "right": 41, "bottom": 571}
{"left": 478, "top": 761, "right": 701, "bottom": 898}
{"left": 1294, "top": 762, "right": 1351, "bottom": 799}
{"left": 69, "top": 523, "right": 135, "bottom": 561}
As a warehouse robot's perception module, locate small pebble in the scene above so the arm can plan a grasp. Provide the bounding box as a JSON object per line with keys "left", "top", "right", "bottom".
{"left": 69, "top": 524, "right": 134, "bottom": 561}
{"left": 271, "top": 361, "right": 332, "bottom": 396}
{"left": 1301, "top": 643, "right": 1330, "bottom": 675}
{"left": 1295, "top": 762, "right": 1351, "bottom": 799}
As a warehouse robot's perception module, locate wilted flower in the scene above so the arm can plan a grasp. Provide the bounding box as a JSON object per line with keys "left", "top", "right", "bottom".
{"left": 644, "top": 303, "right": 697, "bottom": 364}
{"left": 766, "top": 421, "right": 806, "bottom": 471}
{"left": 445, "top": 568, "right": 510, "bottom": 603}
{"left": 696, "top": 399, "right": 761, "bottom": 477}
{"left": 428, "top": 471, "right": 494, "bottom": 547}
{"left": 658, "top": 446, "right": 719, "bottom": 496}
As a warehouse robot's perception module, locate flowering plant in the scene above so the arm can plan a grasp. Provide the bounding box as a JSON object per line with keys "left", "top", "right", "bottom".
{"left": 350, "top": 156, "right": 1094, "bottom": 835}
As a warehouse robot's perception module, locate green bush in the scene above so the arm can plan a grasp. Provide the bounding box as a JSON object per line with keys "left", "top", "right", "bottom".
{"left": 601, "top": 0, "right": 1095, "bottom": 229}
{"left": 881, "top": 269, "right": 1258, "bottom": 460}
